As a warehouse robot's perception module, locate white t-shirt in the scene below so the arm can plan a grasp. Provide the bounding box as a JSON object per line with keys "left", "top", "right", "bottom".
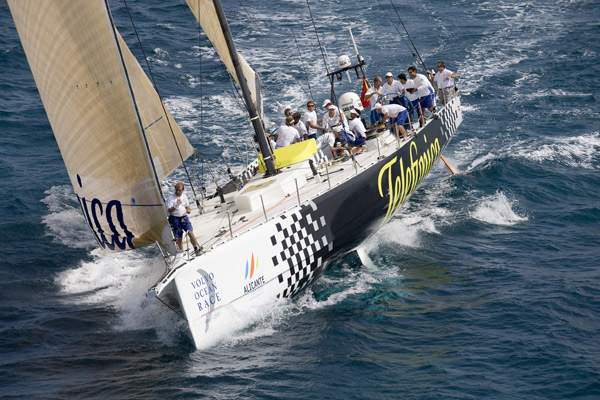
{"left": 381, "top": 104, "right": 406, "bottom": 118}
{"left": 405, "top": 80, "right": 420, "bottom": 102}
{"left": 382, "top": 80, "right": 404, "bottom": 100}
{"left": 275, "top": 125, "right": 300, "bottom": 148}
{"left": 413, "top": 73, "right": 434, "bottom": 90}
{"left": 317, "top": 132, "right": 335, "bottom": 151}
{"left": 303, "top": 109, "right": 318, "bottom": 135}
{"left": 294, "top": 120, "right": 307, "bottom": 138}
{"left": 349, "top": 118, "right": 366, "bottom": 138}
{"left": 417, "top": 84, "right": 431, "bottom": 98}
{"left": 322, "top": 107, "right": 347, "bottom": 133}
{"left": 434, "top": 68, "right": 455, "bottom": 89}
{"left": 366, "top": 85, "right": 384, "bottom": 109}
{"left": 168, "top": 192, "right": 189, "bottom": 217}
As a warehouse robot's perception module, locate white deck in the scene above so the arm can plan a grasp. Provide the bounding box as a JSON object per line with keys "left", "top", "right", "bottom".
{"left": 180, "top": 125, "right": 412, "bottom": 258}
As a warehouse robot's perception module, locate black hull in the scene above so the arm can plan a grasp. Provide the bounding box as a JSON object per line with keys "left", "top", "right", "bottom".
{"left": 270, "top": 98, "right": 462, "bottom": 298}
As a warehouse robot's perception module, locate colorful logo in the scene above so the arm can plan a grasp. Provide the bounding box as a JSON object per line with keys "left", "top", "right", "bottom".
{"left": 244, "top": 252, "right": 258, "bottom": 280}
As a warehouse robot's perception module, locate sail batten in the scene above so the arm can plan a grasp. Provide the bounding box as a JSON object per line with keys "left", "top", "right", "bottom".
{"left": 8, "top": 0, "right": 183, "bottom": 254}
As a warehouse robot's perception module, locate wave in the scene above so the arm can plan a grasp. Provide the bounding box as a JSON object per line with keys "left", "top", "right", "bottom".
{"left": 40, "top": 186, "right": 96, "bottom": 249}
{"left": 511, "top": 132, "right": 600, "bottom": 169}
{"left": 470, "top": 191, "right": 527, "bottom": 226}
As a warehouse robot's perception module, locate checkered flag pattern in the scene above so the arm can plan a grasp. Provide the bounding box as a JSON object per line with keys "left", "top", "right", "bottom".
{"left": 236, "top": 159, "right": 259, "bottom": 183}
{"left": 439, "top": 97, "right": 461, "bottom": 141}
{"left": 270, "top": 201, "right": 333, "bottom": 298}
{"left": 311, "top": 147, "right": 332, "bottom": 164}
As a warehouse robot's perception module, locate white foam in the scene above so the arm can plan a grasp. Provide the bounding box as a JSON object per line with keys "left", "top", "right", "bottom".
{"left": 40, "top": 185, "right": 96, "bottom": 249}
{"left": 211, "top": 264, "right": 394, "bottom": 349}
{"left": 512, "top": 132, "right": 600, "bottom": 169}
{"left": 471, "top": 191, "right": 527, "bottom": 226}
{"left": 55, "top": 248, "right": 183, "bottom": 344}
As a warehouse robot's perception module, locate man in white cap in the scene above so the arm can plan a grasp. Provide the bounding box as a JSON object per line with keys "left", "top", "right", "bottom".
{"left": 275, "top": 116, "right": 301, "bottom": 148}
{"left": 348, "top": 109, "right": 367, "bottom": 149}
{"left": 374, "top": 102, "right": 408, "bottom": 139}
{"left": 381, "top": 72, "right": 404, "bottom": 105}
{"left": 322, "top": 104, "right": 348, "bottom": 134}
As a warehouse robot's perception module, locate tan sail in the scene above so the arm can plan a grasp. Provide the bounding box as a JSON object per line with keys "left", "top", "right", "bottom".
{"left": 8, "top": 0, "right": 178, "bottom": 254}
{"left": 118, "top": 32, "right": 195, "bottom": 181}
{"left": 186, "top": 0, "right": 263, "bottom": 116}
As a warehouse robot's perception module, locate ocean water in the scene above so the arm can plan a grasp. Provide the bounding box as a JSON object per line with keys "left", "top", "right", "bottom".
{"left": 1, "top": 0, "right": 599, "bottom": 398}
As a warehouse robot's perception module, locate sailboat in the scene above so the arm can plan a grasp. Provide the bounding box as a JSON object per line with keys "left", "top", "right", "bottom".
{"left": 9, "top": 0, "right": 462, "bottom": 349}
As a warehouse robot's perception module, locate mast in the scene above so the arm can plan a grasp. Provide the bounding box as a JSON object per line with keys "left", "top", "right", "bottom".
{"left": 212, "top": 0, "right": 277, "bottom": 176}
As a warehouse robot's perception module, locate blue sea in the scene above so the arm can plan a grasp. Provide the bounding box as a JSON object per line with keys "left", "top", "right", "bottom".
{"left": 1, "top": 0, "right": 599, "bottom": 398}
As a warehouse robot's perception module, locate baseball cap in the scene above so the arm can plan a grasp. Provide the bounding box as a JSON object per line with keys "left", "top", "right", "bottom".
{"left": 322, "top": 99, "right": 332, "bottom": 108}
{"left": 385, "top": 72, "right": 393, "bottom": 77}
{"left": 328, "top": 105, "right": 337, "bottom": 110}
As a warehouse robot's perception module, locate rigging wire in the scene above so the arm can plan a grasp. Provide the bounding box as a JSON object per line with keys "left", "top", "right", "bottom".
{"left": 387, "top": 0, "right": 430, "bottom": 73}
{"left": 291, "top": 28, "right": 315, "bottom": 100}
{"left": 306, "top": 0, "right": 331, "bottom": 79}
{"left": 176, "top": 0, "right": 253, "bottom": 184}
{"left": 122, "top": 0, "right": 200, "bottom": 205}
{"left": 374, "top": 0, "right": 417, "bottom": 59}
{"left": 236, "top": 0, "right": 312, "bottom": 101}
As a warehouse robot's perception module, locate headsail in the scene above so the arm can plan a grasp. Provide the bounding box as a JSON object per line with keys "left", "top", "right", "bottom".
{"left": 8, "top": 0, "right": 184, "bottom": 254}
{"left": 186, "top": 0, "right": 264, "bottom": 117}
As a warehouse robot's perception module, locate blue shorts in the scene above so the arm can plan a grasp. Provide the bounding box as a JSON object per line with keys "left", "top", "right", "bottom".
{"left": 391, "top": 110, "right": 408, "bottom": 127}
{"left": 307, "top": 134, "right": 317, "bottom": 140}
{"left": 169, "top": 215, "right": 193, "bottom": 238}
{"left": 419, "top": 89, "right": 434, "bottom": 109}
{"left": 348, "top": 137, "right": 366, "bottom": 146}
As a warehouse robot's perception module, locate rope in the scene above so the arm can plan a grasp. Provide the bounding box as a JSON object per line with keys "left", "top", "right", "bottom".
{"left": 374, "top": 0, "right": 416, "bottom": 59}
{"left": 122, "top": 0, "right": 200, "bottom": 204}
{"left": 291, "top": 29, "right": 315, "bottom": 100}
{"left": 388, "top": 0, "right": 430, "bottom": 73}
{"left": 306, "top": 0, "right": 331, "bottom": 78}
{"left": 236, "top": 0, "right": 311, "bottom": 100}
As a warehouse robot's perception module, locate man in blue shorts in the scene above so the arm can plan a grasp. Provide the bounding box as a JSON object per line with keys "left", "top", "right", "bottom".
{"left": 374, "top": 103, "right": 408, "bottom": 139}
{"left": 168, "top": 182, "right": 201, "bottom": 255}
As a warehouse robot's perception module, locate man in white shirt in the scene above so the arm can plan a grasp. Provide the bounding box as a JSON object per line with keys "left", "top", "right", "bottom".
{"left": 430, "top": 61, "right": 457, "bottom": 106}
{"left": 364, "top": 76, "right": 384, "bottom": 127}
{"left": 381, "top": 72, "right": 404, "bottom": 105}
{"left": 403, "top": 80, "right": 421, "bottom": 128}
{"left": 408, "top": 65, "right": 436, "bottom": 113}
{"left": 292, "top": 112, "right": 308, "bottom": 140}
{"left": 322, "top": 104, "right": 348, "bottom": 133}
{"left": 348, "top": 109, "right": 367, "bottom": 152}
{"left": 303, "top": 100, "right": 320, "bottom": 139}
{"left": 374, "top": 102, "right": 408, "bottom": 139}
{"left": 281, "top": 107, "right": 293, "bottom": 127}
{"left": 168, "top": 182, "right": 200, "bottom": 254}
{"left": 275, "top": 116, "right": 301, "bottom": 148}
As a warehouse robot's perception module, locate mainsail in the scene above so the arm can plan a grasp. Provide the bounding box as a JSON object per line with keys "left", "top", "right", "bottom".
{"left": 186, "top": 0, "right": 264, "bottom": 117}
{"left": 8, "top": 0, "right": 193, "bottom": 254}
